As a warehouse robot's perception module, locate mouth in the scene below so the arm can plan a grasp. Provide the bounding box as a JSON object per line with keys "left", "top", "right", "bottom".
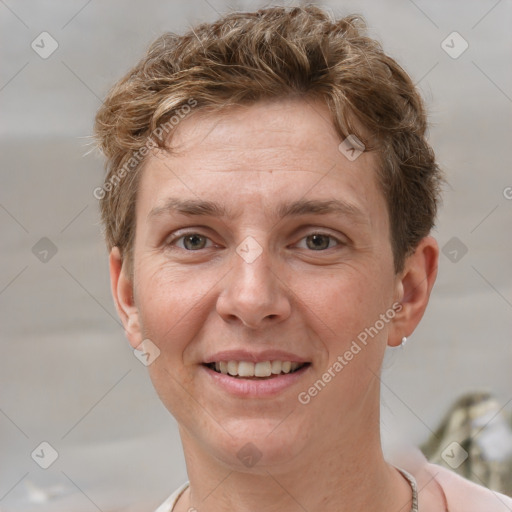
{"left": 203, "top": 360, "right": 311, "bottom": 380}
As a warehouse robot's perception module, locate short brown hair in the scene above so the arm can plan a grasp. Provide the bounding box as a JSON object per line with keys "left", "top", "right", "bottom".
{"left": 94, "top": 5, "right": 442, "bottom": 274}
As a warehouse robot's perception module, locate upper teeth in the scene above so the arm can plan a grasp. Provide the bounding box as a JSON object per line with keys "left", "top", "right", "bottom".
{"left": 212, "top": 361, "right": 302, "bottom": 377}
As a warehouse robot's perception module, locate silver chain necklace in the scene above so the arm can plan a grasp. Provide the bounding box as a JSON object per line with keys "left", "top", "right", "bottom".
{"left": 396, "top": 467, "right": 419, "bottom": 512}
{"left": 172, "top": 468, "right": 420, "bottom": 512}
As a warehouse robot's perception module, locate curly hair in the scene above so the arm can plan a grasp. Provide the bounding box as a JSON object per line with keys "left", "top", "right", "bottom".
{"left": 94, "top": 5, "right": 443, "bottom": 274}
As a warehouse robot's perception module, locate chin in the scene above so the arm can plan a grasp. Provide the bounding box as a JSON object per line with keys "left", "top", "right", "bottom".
{"left": 204, "top": 417, "right": 311, "bottom": 472}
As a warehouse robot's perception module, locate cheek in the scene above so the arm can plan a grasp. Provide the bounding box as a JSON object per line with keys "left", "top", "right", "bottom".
{"left": 290, "top": 264, "right": 395, "bottom": 392}
{"left": 135, "top": 264, "right": 217, "bottom": 409}
{"left": 135, "top": 262, "right": 218, "bottom": 354}
{"left": 292, "top": 263, "right": 393, "bottom": 336}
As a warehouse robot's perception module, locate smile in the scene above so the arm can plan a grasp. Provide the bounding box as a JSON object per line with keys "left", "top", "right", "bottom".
{"left": 204, "top": 360, "right": 310, "bottom": 379}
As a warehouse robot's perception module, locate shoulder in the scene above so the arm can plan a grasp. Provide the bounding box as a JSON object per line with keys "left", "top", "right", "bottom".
{"left": 154, "top": 482, "right": 189, "bottom": 512}
{"left": 389, "top": 447, "right": 512, "bottom": 512}
{"left": 425, "top": 463, "right": 512, "bottom": 512}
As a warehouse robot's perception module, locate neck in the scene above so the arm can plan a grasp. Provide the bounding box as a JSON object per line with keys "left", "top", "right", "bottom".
{"left": 176, "top": 408, "right": 413, "bottom": 512}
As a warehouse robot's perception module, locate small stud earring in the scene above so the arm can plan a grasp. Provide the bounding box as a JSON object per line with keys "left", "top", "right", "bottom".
{"left": 401, "top": 336, "right": 408, "bottom": 347}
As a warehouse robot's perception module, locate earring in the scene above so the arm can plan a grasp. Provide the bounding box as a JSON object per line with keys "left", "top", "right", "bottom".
{"left": 401, "top": 336, "right": 408, "bottom": 347}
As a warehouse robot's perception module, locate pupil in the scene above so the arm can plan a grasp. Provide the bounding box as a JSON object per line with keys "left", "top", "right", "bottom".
{"left": 184, "top": 235, "right": 205, "bottom": 250}
{"left": 307, "top": 234, "right": 329, "bottom": 250}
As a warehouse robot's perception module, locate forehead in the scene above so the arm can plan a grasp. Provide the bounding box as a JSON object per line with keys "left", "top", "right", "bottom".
{"left": 155, "top": 99, "right": 355, "bottom": 173}
{"left": 136, "top": 98, "right": 386, "bottom": 228}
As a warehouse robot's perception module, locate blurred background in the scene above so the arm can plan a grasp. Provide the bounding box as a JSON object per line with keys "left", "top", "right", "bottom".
{"left": 1, "top": 0, "right": 511, "bottom": 510}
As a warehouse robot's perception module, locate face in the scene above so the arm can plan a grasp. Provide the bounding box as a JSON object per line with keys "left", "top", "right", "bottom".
{"left": 116, "top": 98, "right": 410, "bottom": 470}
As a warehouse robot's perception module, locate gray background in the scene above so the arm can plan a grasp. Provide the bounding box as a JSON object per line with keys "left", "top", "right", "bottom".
{"left": 1, "top": 0, "right": 511, "bottom": 510}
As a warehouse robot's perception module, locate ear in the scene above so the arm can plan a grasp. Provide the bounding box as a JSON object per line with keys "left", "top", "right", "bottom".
{"left": 388, "top": 236, "right": 439, "bottom": 347}
{"left": 109, "top": 247, "right": 143, "bottom": 349}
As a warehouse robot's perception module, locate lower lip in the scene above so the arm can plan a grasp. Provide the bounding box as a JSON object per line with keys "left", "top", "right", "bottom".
{"left": 201, "top": 364, "right": 311, "bottom": 398}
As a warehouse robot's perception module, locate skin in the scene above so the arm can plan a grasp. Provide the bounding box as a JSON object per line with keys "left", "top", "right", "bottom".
{"left": 110, "top": 98, "right": 439, "bottom": 512}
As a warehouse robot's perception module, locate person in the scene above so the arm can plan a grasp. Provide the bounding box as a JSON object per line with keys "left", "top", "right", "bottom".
{"left": 93, "top": 5, "right": 512, "bottom": 512}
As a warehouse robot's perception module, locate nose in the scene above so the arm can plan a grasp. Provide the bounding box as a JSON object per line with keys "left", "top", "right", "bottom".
{"left": 215, "top": 246, "right": 292, "bottom": 329}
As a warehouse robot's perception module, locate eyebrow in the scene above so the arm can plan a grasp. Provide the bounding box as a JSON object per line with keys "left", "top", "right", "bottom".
{"left": 148, "top": 197, "right": 367, "bottom": 224}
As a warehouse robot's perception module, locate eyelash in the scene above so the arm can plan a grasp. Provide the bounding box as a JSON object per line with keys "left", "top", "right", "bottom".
{"left": 166, "top": 231, "right": 343, "bottom": 251}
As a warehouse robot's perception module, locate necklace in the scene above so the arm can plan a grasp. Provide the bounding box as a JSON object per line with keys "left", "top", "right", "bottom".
{"left": 396, "top": 467, "right": 419, "bottom": 512}
{"left": 171, "top": 468, "right": 420, "bottom": 512}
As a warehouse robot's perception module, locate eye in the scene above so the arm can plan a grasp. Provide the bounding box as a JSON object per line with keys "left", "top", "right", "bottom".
{"left": 171, "top": 233, "right": 213, "bottom": 251}
{"left": 167, "top": 231, "right": 342, "bottom": 252}
{"left": 296, "top": 233, "right": 341, "bottom": 251}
